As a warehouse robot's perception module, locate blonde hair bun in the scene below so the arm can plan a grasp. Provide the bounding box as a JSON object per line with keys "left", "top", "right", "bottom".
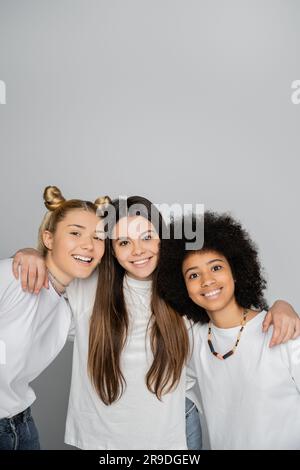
{"left": 43, "top": 186, "right": 66, "bottom": 211}
{"left": 94, "top": 195, "right": 112, "bottom": 207}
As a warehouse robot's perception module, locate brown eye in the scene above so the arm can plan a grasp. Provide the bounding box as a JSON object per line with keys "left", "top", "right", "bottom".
{"left": 94, "top": 236, "right": 104, "bottom": 241}
{"left": 189, "top": 273, "right": 199, "bottom": 280}
{"left": 212, "top": 265, "right": 222, "bottom": 272}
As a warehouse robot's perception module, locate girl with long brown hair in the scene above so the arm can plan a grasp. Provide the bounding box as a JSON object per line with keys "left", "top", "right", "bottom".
{"left": 84, "top": 196, "right": 190, "bottom": 449}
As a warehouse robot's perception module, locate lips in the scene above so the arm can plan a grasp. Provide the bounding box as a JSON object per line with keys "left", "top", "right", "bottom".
{"left": 72, "top": 254, "right": 93, "bottom": 264}
{"left": 202, "top": 288, "right": 222, "bottom": 298}
{"left": 131, "top": 257, "right": 152, "bottom": 267}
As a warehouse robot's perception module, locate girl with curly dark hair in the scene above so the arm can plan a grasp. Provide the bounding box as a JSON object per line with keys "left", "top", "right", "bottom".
{"left": 158, "top": 212, "right": 300, "bottom": 449}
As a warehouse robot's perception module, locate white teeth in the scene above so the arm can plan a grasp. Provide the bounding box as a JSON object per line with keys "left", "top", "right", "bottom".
{"left": 73, "top": 255, "right": 92, "bottom": 263}
{"left": 204, "top": 289, "right": 221, "bottom": 297}
{"left": 133, "top": 259, "right": 149, "bottom": 265}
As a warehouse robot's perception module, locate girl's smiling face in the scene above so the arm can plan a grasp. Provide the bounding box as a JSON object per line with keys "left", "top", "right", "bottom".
{"left": 112, "top": 215, "right": 160, "bottom": 280}
{"left": 182, "top": 250, "right": 236, "bottom": 314}
{"left": 43, "top": 209, "right": 105, "bottom": 285}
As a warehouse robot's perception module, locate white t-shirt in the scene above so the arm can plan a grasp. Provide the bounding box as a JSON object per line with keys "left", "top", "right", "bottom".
{"left": 65, "top": 273, "right": 187, "bottom": 450}
{"left": 0, "top": 259, "right": 71, "bottom": 419}
{"left": 186, "top": 311, "right": 300, "bottom": 450}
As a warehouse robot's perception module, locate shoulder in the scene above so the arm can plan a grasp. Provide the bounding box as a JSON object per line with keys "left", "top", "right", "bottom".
{"left": 188, "top": 319, "right": 207, "bottom": 347}
{"left": 0, "top": 257, "right": 23, "bottom": 294}
{"left": 0, "top": 258, "right": 16, "bottom": 278}
{"left": 0, "top": 258, "right": 34, "bottom": 308}
{"left": 279, "top": 335, "right": 300, "bottom": 366}
{"left": 188, "top": 318, "right": 208, "bottom": 334}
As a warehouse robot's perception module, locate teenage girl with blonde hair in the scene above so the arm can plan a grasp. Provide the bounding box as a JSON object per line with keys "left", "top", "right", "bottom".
{"left": 0, "top": 186, "right": 105, "bottom": 450}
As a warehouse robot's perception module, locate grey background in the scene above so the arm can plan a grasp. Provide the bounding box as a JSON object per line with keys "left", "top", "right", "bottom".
{"left": 0, "top": 0, "right": 299, "bottom": 449}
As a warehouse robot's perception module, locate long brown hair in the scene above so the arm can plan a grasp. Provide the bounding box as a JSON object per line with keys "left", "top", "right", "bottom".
{"left": 88, "top": 196, "right": 190, "bottom": 405}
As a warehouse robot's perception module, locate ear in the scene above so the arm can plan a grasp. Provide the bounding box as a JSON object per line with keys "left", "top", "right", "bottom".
{"left": 42, "top": 230, "right": 54, "bottom": 251}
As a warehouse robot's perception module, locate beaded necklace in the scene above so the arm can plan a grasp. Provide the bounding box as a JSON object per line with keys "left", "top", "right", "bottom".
{"left": 207, "top": 309, "right": 248, "bottom": 360}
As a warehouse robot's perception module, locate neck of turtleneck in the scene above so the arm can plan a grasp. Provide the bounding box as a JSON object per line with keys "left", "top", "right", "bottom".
{"left": 124, "top": 274, "right": 152, "bottom": 291}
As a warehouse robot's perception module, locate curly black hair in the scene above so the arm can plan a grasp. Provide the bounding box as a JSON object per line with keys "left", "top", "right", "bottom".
{"left": 157, "top": 211, "right": 268, "bottom": 323}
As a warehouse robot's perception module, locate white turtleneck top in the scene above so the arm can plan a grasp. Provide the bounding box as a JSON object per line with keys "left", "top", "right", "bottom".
{"left": 65, "top": 273, "right": 187, "bottom": 450}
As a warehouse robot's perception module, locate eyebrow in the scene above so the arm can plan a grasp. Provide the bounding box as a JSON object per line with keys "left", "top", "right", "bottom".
{"left": 141, "top": 229, "right": 156, "bottom": 237}
{"left": 67, "top": 224, "right": 86, "bottom": 229}
{"left": 115, "top": 236, "right": 129, "bottom": 242}
{"left": 67, "top": 224, "right": 104, "bottom": 234}
{"left": 207, "top": 258, "right": 224, "bottom": 264}
{"left": 184, "top": 258, "right": 224, "bottom": 276}
{"left": 115, "top": 229, "right": 156, "bottom": 242}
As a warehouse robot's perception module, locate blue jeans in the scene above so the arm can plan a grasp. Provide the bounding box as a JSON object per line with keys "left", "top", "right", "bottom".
{"left": 185, "top": 397, "right": 202, "bottom": 450}
{"left": 0, "top": 407, "right": 40, "bottom": 450}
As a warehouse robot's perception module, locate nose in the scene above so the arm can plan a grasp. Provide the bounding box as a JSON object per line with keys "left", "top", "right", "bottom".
{"left": 80, "top": 236, "right": 94, "bottom": 251}
{"left": 132, "top": 240, "right": 145, "bottom": 256}
{"left": 201, "top": 271, "right": 216, "bottom": 288}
